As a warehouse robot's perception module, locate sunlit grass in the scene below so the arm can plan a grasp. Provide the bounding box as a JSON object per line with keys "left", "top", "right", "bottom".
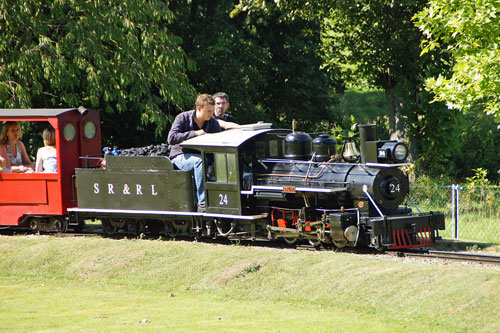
{"left": 1, "top": 236, "right": 500, "bottom": 332}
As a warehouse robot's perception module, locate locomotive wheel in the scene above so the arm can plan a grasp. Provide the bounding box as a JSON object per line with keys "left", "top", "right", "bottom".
{"left": 29, "top": 218, "right": 40, "bottom": 233}
{"left": 332, "top": 240, "right": 347, "bottom": 249}
{"left": 308, "top": 238, "right": 322, "bottom": 248}
{"left": 51, "top": 217, "right": 68, "bottom": 233}
{"left": 283, "top": 237, "right": 297, "bottom": 245}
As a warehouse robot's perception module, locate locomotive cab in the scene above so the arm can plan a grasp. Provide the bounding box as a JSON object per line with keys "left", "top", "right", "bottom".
{"left": 180, "top": 123, "right": 284, "bottom": 215}
{"left": 0, "top": 108, "right": 101, "bottom": 232}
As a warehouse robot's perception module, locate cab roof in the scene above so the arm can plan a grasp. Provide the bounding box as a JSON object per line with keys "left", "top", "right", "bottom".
{"left": 181, "top": 123, "right": 288, "bottom": 149}
{"left": 0, "top": 108, "right": 79, "bottom": 118}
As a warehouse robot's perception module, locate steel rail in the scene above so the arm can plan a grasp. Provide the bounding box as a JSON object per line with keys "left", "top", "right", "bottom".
{"left": 397, "top": 250, "right": 500, "bottom": 266}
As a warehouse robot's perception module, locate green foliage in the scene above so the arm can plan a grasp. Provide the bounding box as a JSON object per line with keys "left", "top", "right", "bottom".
{"left": 172, "top": 1, "right": 341, "bottom": 132}
{"left": 466, "top": 168, "right": 489, "bottom": 187}
{"left": 0, "top": 0, "right": 195, "bottom": 145}
{"left": 415, "top": 1, "right": 500, "bottom": 117}
{"left": 328, "top": 89, "right": 388, "bottom": 136}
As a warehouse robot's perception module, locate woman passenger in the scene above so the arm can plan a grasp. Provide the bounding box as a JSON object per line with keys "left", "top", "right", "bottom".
{"left": 35, "top": 126, "right": 57, "bottom": 173}
{"left": 0, "top": 121, "right": 34, "bottom": 173}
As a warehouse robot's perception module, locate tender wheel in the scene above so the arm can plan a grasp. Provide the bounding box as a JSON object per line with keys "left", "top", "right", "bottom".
{"left": 163, "top": 221, "right": 178, "bottom": 238}
{"left": 101, "top": 219, "right": 119, "bottom": 236}
{"left": 127, "top": 220, "right": 145, "bottom": 237}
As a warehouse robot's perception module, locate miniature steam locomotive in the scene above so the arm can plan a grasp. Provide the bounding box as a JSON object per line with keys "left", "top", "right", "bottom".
{"left": 69, "top": 122, "right": 445, "bottom": 250}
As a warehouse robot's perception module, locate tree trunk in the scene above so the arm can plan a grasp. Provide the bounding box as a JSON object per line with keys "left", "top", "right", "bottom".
{"left": 385, "top": 85, "right": 418, "bottom": 166}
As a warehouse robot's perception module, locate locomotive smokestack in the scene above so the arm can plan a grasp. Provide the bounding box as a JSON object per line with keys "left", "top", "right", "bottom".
{"left": 359, "top": 124, "right": 376, "bottom": 164}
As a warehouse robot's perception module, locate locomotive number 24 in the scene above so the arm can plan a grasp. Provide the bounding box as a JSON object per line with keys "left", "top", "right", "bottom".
{"left": 389, "top": 183, "right": 400, "bottom": 193}
{"left": 219, "top": 193, "right": 228, "bottom": 205}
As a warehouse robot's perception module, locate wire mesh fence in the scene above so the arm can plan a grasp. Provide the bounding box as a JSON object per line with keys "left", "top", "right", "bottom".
{"left": 410, "top": 184, "right": 500, "bottom": 244}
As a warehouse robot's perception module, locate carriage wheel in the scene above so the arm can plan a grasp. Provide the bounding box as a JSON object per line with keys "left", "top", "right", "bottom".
{"left": 29, "top": 218, "right": 40, "bottom": 233}
{"left": 51, "top": 217, "right": 68, "bottom": 233}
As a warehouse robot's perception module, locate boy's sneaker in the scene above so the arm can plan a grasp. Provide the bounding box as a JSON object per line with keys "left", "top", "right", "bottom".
{"left": 197, "top": 204, "right": 206, "bottom": 213}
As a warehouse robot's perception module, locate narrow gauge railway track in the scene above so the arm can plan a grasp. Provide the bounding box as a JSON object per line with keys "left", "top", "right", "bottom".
{"left": 395, "top": 250, "right": 500, "bottom": 266}
{"left": 5, "top": 229, "right": 499, "bottom": 267}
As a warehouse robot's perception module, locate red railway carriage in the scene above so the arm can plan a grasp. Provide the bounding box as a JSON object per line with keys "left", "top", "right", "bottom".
{"left": 0, "top": 108, "right": 101, "bottom": 232}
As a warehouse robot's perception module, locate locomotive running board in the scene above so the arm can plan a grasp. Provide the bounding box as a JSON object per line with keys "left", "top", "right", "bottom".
{"left": 68, "top": 207, "right": 267, "bottom": 220}
{"left": 241, "top": 185, "right": 347, "bottom": 195}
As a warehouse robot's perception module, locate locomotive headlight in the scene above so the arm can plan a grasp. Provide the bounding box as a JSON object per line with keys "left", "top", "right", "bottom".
{"left": 393, "top": 143, "right": 408, "bottom": 162}
{"left": 378, "top": 141, "right": 408, "bottom": 163}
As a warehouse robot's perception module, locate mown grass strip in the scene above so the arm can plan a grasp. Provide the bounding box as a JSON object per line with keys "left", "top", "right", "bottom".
{"left": 0, "top": 235, "right": 499, "bottom": 332}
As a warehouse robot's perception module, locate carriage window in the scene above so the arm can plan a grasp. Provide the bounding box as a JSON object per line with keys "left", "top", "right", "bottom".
{"left": 83, "top": 121, "right": 97, "bottom": 140}
{"left": 63, "top": 123, "right": 76, "bottom": 142}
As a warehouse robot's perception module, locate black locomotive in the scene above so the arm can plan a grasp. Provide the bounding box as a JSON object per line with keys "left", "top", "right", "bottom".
{"left": 69, "top": 122, "right": 444, "bottom": 250}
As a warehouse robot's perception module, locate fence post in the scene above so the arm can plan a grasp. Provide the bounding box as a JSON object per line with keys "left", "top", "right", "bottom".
{"left": 450, "top": 184, "right": 460, "bottom": 239}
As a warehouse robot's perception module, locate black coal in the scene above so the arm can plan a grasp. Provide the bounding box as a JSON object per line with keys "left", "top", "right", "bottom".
{"left": 117, "top": 143, "right": 170, "bottom": 157}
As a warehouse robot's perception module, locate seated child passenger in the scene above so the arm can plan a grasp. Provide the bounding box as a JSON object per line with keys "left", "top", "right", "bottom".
{"left": 35, "top": 127, "right": 57, "bottom": 173}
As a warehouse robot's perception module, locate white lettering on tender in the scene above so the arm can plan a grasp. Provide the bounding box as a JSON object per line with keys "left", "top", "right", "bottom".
{"left": 123, "top": 184, "right": 130, "bottom": 195}
{"left": 93, "top": 182, "right": 159, "bottom": 196}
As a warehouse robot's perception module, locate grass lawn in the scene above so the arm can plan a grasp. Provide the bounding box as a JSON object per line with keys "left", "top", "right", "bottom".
{"left": 1, "top": 235, "right": 499, "bottom": 332}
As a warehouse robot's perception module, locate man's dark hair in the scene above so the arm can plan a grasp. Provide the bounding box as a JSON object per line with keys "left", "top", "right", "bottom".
{"left": 213, "top": 92, "right": 229, "bottom": 102}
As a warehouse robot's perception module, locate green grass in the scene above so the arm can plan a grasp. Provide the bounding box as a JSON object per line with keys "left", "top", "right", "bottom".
{"left": 1, "top": 235, "right": 500, "bottom": 332}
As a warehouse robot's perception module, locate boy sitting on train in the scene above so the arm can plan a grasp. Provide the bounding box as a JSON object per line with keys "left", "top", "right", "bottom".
{"left": 168, "top": 94, "right": 221, "bottom": 212}
{"left": 35, "top": 126, "right": 58, "bottom": 173}
{"left": 0, "top": 121, "right": 34, "bottom": 173}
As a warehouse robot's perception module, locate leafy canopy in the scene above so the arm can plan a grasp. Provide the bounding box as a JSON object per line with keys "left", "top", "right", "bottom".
{"left": 0, "top": 0, "right": 195, "bottom": 136}
{"left": 415, "top": 1, "right": 500, "bottom": 118}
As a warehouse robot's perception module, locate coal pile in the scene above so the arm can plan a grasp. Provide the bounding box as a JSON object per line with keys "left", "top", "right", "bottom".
{"left": 118, "top": 143, "right": 170, "bottom": 157}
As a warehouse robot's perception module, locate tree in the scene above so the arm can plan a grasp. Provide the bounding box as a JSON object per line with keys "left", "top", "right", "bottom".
{"left": 235, "top": 0, "right": 454, "bottom": 165}
{"left": 170, "top": 0, "right": 340, "bottom": 131}
{"left": 414, "top": 0, "right": 500, "bottom": 119}
{"left": 0, "top": 0, "right": 195, "bottom": 146}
